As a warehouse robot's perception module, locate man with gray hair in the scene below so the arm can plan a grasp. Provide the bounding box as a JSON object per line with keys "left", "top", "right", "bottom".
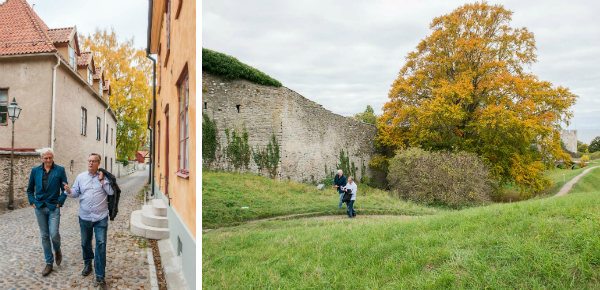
{"left": 27, "top": 148, "right": 68, "bottom": 276}
{"left": 332, "top": 169, "right": 347, "bottom": 209}
{"left": 64, "top": 153, "right": 114, "bottom": 287}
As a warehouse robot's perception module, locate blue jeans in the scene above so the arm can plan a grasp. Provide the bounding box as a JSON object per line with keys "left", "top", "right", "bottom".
{"left": 347, "top": 200, "right": 355, "bottom": 218}
{"left": 338, "top": 192, "right": 345, "bottom": 209}
{"left": 34, "top": 206, "right": 61, "bottom": 265}
{"left": 79, "top": 216, "right": 108, "bottom": 278}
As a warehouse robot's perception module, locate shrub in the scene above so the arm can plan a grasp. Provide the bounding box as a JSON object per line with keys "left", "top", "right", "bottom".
{"left": 387, "top": 147, "right": 495, "bottom": 208}
{"left": 577, "top": 160, "right": 587, "bottom": 168}
{"left": 202, "top": 48, "right": 282, "bottom": 87}
{"left": 117, "top": 158, "right": 129, "bottom": 166}
{"left": 581, "top": 155, "right": 590, "bottom": 162}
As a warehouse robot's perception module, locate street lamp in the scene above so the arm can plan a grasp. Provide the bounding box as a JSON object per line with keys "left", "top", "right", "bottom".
{"left": 7, "top": 98, "right": 21, "bottom": 210}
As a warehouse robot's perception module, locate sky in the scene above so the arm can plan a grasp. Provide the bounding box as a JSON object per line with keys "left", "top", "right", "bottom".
{"left": 31, "top": 0, "right": 149, "bottom": 50}
{"left": 202, "top": 0, "right": 600, "bottom": 144}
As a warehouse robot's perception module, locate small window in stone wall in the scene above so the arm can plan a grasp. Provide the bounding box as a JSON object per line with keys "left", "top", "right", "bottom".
{"left": 204, "top": 102, "right": 207, "bottom": 109}
{"left": 236, "top": 105, "right": 240, "bottom": 113}
{"left": 70, "top": 160, "right": 74, "bottom": 174}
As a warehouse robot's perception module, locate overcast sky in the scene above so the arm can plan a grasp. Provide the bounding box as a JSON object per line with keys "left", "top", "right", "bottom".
{"left": 202, "top": 0, "right": 600, "bottom": 144}
{"left": 31, "top": 0, "right": 149, "bottom": 50}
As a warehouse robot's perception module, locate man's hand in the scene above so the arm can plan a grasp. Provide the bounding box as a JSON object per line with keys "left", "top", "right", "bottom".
{"left": 32, "top": 203, "right": 36, "bottom": 209}
{"left": 63, "top": 182, "right": 72, "bottom": 194}
{"left": 98, "top": 171, "right": 105, "bottom": 184}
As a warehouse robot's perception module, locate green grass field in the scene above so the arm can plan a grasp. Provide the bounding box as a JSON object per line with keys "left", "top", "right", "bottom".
{"left": 202, "top": 167, "right": 600, "bottom": 289}
{"left": 202, "top": 170, "right": 444, "bottom": 229}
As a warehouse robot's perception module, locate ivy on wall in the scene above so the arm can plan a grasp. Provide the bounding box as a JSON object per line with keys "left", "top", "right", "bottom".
{"left": 202, "top": 48, "right": 282, "bottom": 87}
{"left": 202, "top": 113, "right": 219, "bottom": 167}
{"left": 252, "top": 133, "right": 280, "bottom": 177}
{"left": 225, "top": 126, "right": 251, "bottom": 171}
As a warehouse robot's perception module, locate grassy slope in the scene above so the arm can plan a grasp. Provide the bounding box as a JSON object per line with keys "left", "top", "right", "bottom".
{"left": 203, "top": 168, "right": 600, "bottom": 289}
{"left": 202, "top": 170, "right": 443, "bottom": 229}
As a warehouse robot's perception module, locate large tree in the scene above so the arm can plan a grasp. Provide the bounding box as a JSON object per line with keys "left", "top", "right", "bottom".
{"left": 589, "top": 136, "right": 600, "bottom": 153}
{"left": 378, "top": 2, "right": 577, "bottom": 196}
{"left": 352, "top": 105, "right": 378, "bottom": 125}
{"left": 79, "top": 28, "right": 152, "bottom": 160}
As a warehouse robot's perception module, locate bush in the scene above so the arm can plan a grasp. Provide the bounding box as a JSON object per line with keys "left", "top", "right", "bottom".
{"left": 388, "top": 147, "right": 495, "bottom": 208}
{"left": 202, "top": 48, "right": 282, "bottom": 87}
{"left": 581, "top": 155, "right": 590, "bottom": 162}
{"left": 117, "top": 158, "right": 129, "bottom": 166}
{"left": 577, "top": 160, "right": 587, "bottom": 168}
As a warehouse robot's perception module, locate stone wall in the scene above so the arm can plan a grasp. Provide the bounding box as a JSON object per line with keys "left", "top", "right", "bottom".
{"left": 202, "top": 71, "right": 379, "bottom": 184}
{"left": 0, "top": 151, "right": 39, "bottom": 209}
{"left": 561, "top": 130, "right": 577, "bottom": 153}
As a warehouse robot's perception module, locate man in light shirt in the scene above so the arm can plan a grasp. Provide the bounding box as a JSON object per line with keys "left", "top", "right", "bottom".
{"left": 64, "top": 153, "right": 113, "bottom": 287}
{"left": 343, "top": 177, "right": 357, "bottom": 218}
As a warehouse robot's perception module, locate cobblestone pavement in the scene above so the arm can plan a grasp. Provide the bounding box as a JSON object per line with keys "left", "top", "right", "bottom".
{"left": 0, "top": 169, "right": 153, "bottom": 290}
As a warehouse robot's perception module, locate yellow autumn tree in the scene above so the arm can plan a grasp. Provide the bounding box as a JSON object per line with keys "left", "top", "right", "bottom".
{"left": 378, "top": 2, "right": 577, "bottom": 197}
{"left": 79, "top": 28, "right": 152, "bottom": 160}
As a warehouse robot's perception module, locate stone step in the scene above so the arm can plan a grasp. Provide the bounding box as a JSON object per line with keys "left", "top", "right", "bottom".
{"left": 142, "top": 205, "right": 169, "bottom": 228}
{"left": 130, "top": 210, "right": 170, "bottom": 240}
{"left": 152, "top": 199, "right": 167, "bottom": 217}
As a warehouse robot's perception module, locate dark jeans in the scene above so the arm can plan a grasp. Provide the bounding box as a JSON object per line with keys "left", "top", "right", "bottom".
{"left": 34, "top": 206, "right": 61, "bottom": 264}
{"left": 347, "top": 200, "right": 355, "bottom": 218}
{"left": 79, "top": 216, "right": 108, "bottom": 278}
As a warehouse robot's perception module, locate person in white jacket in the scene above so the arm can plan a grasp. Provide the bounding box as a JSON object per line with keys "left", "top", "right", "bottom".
{"left": 343, "top": 177, "right": 357, "bottom": 218}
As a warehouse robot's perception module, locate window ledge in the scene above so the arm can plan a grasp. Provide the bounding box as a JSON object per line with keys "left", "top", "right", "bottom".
{"left": 175, "top": 170, "right": 189, "bottom": 179}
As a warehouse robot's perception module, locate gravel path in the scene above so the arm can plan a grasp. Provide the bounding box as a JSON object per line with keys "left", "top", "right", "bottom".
{"left": 0, "top": 169, "right": 152, "bottom": 290}
{"left": 553, "top": 165, "right": 600, "bottom": 198}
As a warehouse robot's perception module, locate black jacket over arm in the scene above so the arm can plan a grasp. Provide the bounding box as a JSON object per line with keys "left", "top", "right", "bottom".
{"left": 99, "top": 168, "right": 121, "bottom": 220}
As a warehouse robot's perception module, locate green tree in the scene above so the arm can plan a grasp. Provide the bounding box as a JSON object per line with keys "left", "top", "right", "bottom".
{"left": 577, "top": 141, "right": 588, "bottom": 153}
{"left": 352, "top": 105, "right": 377, "bottom": 125}
{"left": 80, "top": 28, "right": 152, "bottom": 160}
{"left": 589, "top": 136, "right": 600, "bottom": 153}
{"left": 378, "top": 2, "right": 577, "bottom": 195}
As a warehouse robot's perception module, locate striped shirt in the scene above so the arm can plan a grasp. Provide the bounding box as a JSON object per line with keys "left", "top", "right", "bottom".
{"left": 67, "top": 171, "right": 114, "bottom": 222}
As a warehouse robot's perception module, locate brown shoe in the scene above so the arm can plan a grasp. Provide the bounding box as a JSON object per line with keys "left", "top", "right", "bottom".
{"left": 55, "top": 249, "right": 62, "bottom": 266}
{"left": 42, "top": 264, "right": 53, "bottom": 276}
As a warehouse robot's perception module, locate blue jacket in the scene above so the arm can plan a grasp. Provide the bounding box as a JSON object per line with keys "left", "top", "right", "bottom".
{"left": 27, "top": 163, "right": 68, "bottom": 211}
{"left": 334, "top": 174, "right": 347, "bottom": 194}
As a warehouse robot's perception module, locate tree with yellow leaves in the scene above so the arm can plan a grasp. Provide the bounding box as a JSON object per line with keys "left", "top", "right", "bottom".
{"left": 79, "top": 28, "right": 152, "bottom": 160}
{"left": 378, "top": 2, "right": 577, "bottom": 197}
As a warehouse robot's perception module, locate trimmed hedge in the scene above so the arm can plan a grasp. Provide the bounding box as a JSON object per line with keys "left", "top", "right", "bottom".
{"left": 388, "top": 147, "right": 496, "bottom": 208}
{"left": 202, "top": 48, "right": 282, "bottom": 87}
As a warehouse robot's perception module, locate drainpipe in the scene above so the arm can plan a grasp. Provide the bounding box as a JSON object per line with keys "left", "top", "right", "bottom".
{"left": 146, "top": 0, "right": 156, "bottom": 198}
{"left": 50, "top": 54, "right": 60, "bottom": 149}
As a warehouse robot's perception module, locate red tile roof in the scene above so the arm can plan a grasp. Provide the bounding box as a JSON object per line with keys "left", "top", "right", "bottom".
{"left": 0, "top": 0, "right": 56, "bottom": 56}
{"left": 138, "top": 151, "right": 150, "bottom": 157}
{"left": 78, "top": 51, "right": 91, "bottom": 66}
{"left": 103, "top": 80, "right": 111, "bottom": 94}
{"left": 93, "top": 66, "right": 103, "bottom": 80}
{"left": 47, "top": 27, "right": 73, "bottom": 44}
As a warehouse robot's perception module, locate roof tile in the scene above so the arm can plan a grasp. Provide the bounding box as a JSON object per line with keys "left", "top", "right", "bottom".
{"left": 47, "top": 27, "right": 73, "bottom": 44}
{"left": 0, "top": 0, "right": 56, "bottom": 56}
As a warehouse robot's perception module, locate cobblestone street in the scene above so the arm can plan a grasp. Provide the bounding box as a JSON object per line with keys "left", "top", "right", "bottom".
{"left": 0, "top": 169, "right": 153, "bottom": 290}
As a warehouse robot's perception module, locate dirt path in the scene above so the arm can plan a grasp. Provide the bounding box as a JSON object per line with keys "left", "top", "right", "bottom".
{"left": 202, "top": 213, "right": 415, "bottom": 232}
{"left": 553, "top": 165, "right": 600, "bottom": 198}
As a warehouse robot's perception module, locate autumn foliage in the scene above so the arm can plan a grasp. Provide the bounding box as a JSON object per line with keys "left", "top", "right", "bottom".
{"left": 378, "top": 2, "right": 577, "bottom": 196}
{"left": 79, "top": 28, "right": 152, "bottom": 160}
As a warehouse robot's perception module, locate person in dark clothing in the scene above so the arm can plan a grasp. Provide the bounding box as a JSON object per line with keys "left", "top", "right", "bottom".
{"left": 27, "top": 148, "right": 68, "bottom": 276}
{"left": 332, "top": 170, "right": 347, "bottom": 209}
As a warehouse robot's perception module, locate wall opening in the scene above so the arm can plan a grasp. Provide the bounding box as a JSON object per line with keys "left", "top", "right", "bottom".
{"left": 236, "top": 105, "right": 240, "bottom": 113}
{"left": 204, "top": 102, "right": 207, "bottom": 109}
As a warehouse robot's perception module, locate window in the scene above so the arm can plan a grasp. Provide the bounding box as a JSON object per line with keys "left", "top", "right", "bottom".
{"left": 177, "top": 66, "right": 189, "bottom": 174}
{"left": 175, "top": 0, "right": 183, "bottom": 19}
{"left": 98, "top": 78, "right": 103, "bottom": 95}
{"left": 158, "top": 44, "right": 162, "bottom": 92}
{"left": 111, "top": 128, "right": 113, "bottom": 145}
{"left": 68, "top": 46, "right": 76, "bottom": 69}
{"left": 81, "top": 108, "right": 87, "bottom": 135}
{"left": 88, "top": 68, "right": 93, "bottom": 84}
{"left": 96, "top": 117, "right": 101, "bottom": 140}
{"left": 164, "top": 0, "right": 171, "bottom": 67}
{"left": 0, "top": 89, "right": 7, "bottom": 125}
{"left": 157, "top": 121, "right": 161, "bottom": 165}
{"left": 111, "top": 158, "right": 113, "bottom": 173}
{"left": 106, "top": 124, "right": 109, "bottom": 143}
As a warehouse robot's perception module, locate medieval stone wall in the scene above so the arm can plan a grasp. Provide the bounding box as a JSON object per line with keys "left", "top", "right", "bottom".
{"left": 201, "top": 71, "right": 378, "bottom": 184}
{"left": 0, "top": 151, "right": 39, "bottom": 209}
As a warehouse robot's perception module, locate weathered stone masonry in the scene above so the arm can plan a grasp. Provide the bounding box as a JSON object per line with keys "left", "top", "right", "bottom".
{"left": 0, "top": 151, "right": 39, "bottom": 208}
{"left": 202, "top": 71, "right": 378, "bottom": 183}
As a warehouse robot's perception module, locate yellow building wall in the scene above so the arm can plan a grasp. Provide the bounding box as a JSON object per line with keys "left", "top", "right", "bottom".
{"left": 153, "top": 0, "right": 196, "bottom": 238}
